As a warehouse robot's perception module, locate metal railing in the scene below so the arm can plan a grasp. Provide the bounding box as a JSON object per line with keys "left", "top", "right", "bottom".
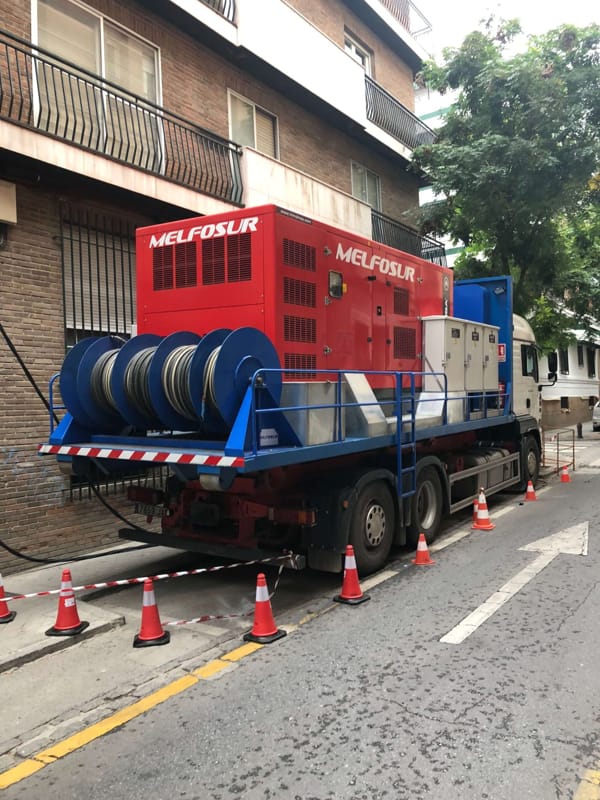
{"left": 371, "top": 209, "right": 447, "bottom": 266}
{"left": 377, "top": 0, "right": 432, "bottom": 36}
{"left": 365, "top": 76, "right": 435, "bottom": 152}
{"left": 542, "top": 427, "right": 576, "bottom": 473}
{"left": 201, "top": 0, "right": 235, "bottom": 22}
{"left": 0, "top": 29, "right": 243, "bottom": 204}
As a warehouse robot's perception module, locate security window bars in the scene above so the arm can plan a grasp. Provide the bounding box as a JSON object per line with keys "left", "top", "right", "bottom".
{"left": 229, "top": 91, "right": 278, "bottom": 159}
{"left": 351, "top": 162, "right": 381, "bottom": 211}
{"left": 60, "top": 205, "right": 136, "bottom": 347}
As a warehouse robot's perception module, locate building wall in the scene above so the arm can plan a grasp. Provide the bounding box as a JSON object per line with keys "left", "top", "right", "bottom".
{"left": 289, "top": 0, "right": 416, "bottom": 108}
{"left": 4, "top": 0, "right": 419, "bottom": 219}
{"left": 539, "top": 346, "right": 599, "bottom": 431}
{"left": 0, "top": 183, "right": 160, "bottom": 574}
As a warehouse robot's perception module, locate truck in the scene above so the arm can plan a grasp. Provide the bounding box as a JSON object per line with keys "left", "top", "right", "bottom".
{"left": 40, "top": 204, "right": 549, "bottom": 574}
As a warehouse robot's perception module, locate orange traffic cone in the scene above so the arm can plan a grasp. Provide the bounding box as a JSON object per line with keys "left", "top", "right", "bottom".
{"left": 334, "top": 545, "right": 370, "bottom": 605}
{"left": 0, "top": 573, "right": 16, "bottom": 624}
{"left": 244, "top": 573, "right": 287, "bottom": 643}
{"left": 411, "top": 533, "right": 435, "bottom": 566}
{"left": 472, "top": 488, "right": 495, "bottom": 531}
{"left": 524, "top": 480, "right": 537, "bottom": 501}
{"left": 46, "top": 569, "right": 89, "bottom": 636}
{"left": 471, "top": 498, "right": 479, "bottom": 529}
{"left": 133, "top": 579, "right": 170, "bottom": 647}
{"left": 560, "top": 465, "right": 571, "bottom": 483}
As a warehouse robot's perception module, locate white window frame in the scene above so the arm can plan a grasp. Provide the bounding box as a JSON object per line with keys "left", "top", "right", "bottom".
{"left": 351, "top": 161, "right": 382, "bottom": 211}
{"left": 32, "top": 0, "right": 162, "bottom": 101}
{"left": 228, "top": 89, "right": 279, "bottom": 159}
{"left": 344, "top": 31, "right": 372, "bottom": 76}
{"left": 31, "top": 0, "right": 164, "bottom": 170}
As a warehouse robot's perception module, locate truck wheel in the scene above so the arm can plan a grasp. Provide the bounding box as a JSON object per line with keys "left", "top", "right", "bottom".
{"left": 407, "top": 466, "right": 442, "bottom": 549}
{"left": 349, "top": 481, "right": 395, "bottom": 575}
{"left": 521, "top": 435, "right": 541, "bottom": 489}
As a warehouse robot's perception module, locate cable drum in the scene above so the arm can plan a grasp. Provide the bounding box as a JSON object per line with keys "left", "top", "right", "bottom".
{"left": 162, "top": 345, "right": 198, "bottom": 421}
{"left": 123, "top": 346, "right": 158, "bottom": 420}
{"left": 90, "top": 348, "right": 120, "bottom": 414}
{"left": 203, "top": 346, "right": 222, "bottom": 415}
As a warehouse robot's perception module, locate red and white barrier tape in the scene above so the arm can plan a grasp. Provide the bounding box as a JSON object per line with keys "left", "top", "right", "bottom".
{"left": 4, "top": 553, "right": 294, "bottom": 603}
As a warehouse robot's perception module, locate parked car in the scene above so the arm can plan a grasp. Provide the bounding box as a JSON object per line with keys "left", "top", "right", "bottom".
{"left": 593, "top": 401, "right": 600, "bottom": 432}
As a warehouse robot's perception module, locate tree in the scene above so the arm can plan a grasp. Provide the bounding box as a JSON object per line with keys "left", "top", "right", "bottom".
{"left": 412, "top": 20, "right": 600, "bottom": 342}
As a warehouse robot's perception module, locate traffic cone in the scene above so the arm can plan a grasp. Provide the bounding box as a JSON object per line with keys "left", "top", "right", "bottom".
{"left": 45, "top": 569, "right": 89, "bottom": 636}
{"left": 471, "top": 498, "right": 479, "bottom": 528}
{"left": 244, "top": 573, "right": 287, "bottom": 643}
{"left": 411, "top": 533, "right": 435, "bottom": 566}
{"left": 0, "top": 574, "right": 16, "bottom": 624}
{"left": 334, "top": 545, "right": 370, "bottom": 605}
{"left": 133, "top": 579, "right": 170, "bottom": 647}
{"left": 472, "top": 488, "right": 495, "bottom": 531}
{"left": 524, "top": 480, "right": 537, "bottom": 501}
{"left": 560, "top": 465, "right": 571, "bottom": 483}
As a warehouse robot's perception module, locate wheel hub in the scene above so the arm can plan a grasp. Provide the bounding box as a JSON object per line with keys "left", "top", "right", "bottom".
{"left": 365, "top": 504, "right": 386, "bottom": 547}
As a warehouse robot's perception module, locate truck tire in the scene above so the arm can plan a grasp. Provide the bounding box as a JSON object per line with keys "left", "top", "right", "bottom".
{"left": 520, "top": 435, "right": 541, "bottom": 489}
{"left": 406, "top": 466, "right": 443, "bottom": 549}
{"left": 348, "top": 481, "right": 395, "bottom": 575}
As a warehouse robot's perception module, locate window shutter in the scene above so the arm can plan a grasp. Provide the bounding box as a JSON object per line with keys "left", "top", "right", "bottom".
{"left": 255, "top": 108, "right": 277, "bottom": 158}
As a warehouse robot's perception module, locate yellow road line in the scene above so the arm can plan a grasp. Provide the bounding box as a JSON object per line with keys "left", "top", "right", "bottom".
{"left": 0, "top": 644, "right": 262, "bottom": 790}
{"left": 574, "top": 769, "right": 600, "bottom": 799}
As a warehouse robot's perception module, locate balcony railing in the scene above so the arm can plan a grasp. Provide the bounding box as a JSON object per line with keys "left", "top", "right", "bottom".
{"left": 365, "top": 76, "right": 435, "bottom": 152}
{"left": 371, "top": 209, "right": 447, "bottom": 266}
{"left": 201, "top": 0, "right": 235, "bottom": 22}
{"left": 0, "top": 30, "right": 242, "bottom": 205}
{"left": 378, "top": 0, "right": 432, "bottom": 37}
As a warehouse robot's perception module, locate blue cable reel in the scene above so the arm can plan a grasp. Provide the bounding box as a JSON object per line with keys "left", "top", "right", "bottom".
{"left": 60, "top": 336, "right": 126, "bottom": 432}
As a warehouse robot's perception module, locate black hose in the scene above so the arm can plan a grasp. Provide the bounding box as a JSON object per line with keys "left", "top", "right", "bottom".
{"left": 0, "top": 537, "right": 151, "bottom": 565}
{"left": 1, "top": 322, "right": 59, "bottom": 424}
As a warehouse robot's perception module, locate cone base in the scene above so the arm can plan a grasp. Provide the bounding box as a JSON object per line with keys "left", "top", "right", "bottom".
{"left": 0, "top": 610, "right": 16, "bottom": 624}
{"left": 243, "top": 628, "right": 287, "bottom": 644}
{"left": 525, "top": 496, "right": 537, "bottom": 501}
{"left": 473, "top": 522, "right": 495, "bottom": 531}
{"left": 333, "top": 592, "right": 370, "bottom": 605}
{"left": 561, "top": 477, "right": 571, "bottom": 483}
{"left": 411, "top": 557, "right": 435, "bottom": 566}
{"left": 46, "top": 619, "right": 89, "bottom": 637}
{"left": 133, "top": 629, "right": 171, "bottom": 648}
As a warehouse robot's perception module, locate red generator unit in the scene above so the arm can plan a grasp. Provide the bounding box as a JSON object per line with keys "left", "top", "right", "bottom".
{"left": 136, "top": 205, "right": 453, "bottom": 388}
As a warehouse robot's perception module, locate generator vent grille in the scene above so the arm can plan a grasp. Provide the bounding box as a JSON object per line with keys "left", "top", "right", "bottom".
{"left": 201, "top": 233, "right": 252, "bottom": 285}
{"left": 284, "top": 315, "right": 316, "bottom": 343}
{"left": 394, "top": 287, "right": 409, "bottom": 316}
{"left": 284, "top": 353, "right": 317, "bottom": 378}
{"left": 394, "top": 326, "right": 416, "bottom": 359}
{"left": 201, "top": 238, "right": 225, "bottom": 285}
{"left": 227, "top": 233, "right": 251, "bottom": 282}
{"left": 283, "top": 277, "right": 316, "bottom": 307}
{"left": 283, "top": 239, "right": 316, "bottom": 271}
{"left": 153, "top": 242, "right": 197, "bottom": 291}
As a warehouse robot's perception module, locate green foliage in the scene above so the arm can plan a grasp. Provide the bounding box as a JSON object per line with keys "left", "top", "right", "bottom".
{"left": 413, "top": 20, "right": 600, "bottom": 347}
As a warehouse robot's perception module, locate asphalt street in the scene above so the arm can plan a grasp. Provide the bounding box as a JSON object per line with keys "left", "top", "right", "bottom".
{"left": 1, "top": 437, "right": 599, "bottom": 799}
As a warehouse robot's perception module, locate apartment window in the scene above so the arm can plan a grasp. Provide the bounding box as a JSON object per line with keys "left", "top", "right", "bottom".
{"left": 558, "top": 348, "right": 569, "bottom": 375}
{"left": 37, "top": 0, "right": 161, "bottom": 168}
{"left": 577, "top": 345, "right": 584, "bottom": 366}
{"left": 560, "top": 396, "right": 569, "bottom": 410}
{"left": 351, "top": 162, "right": 381, "bottom": 210}
{"left": 344, "top": 32, "right": 372, "bottom": 76}
{"left": 587, "top": 347, "right": 596, "bottom": 378}
{"left": 229, "top": 92, "right": 278, "bottom": 159}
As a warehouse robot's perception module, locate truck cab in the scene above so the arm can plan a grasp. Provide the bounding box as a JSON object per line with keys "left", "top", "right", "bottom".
{"left": 512, "top": 314, "right": 541, "bottom": 424}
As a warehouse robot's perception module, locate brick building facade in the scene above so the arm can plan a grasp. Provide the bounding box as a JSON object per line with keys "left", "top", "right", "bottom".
{"left": 0, "top": 0, "right": 436, "bottom": 572}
